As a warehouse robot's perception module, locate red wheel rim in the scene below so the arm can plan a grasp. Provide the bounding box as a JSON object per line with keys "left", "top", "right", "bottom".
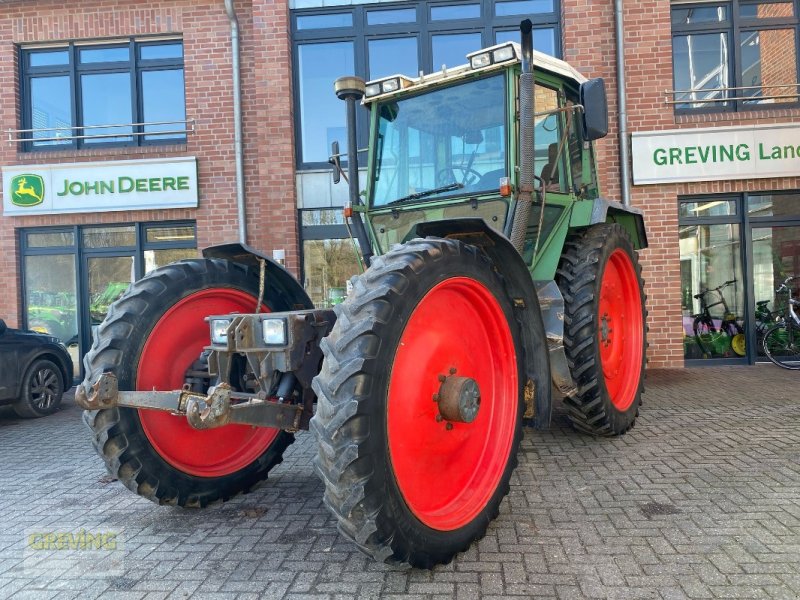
{"left": 387, "top": 277, "right": 518, "bottom": 531}
{"left": 137, "top": 288, "right": 280, "bottom": 478}
{"left": 597, "top": 249, "right": 644, "bottom": 411}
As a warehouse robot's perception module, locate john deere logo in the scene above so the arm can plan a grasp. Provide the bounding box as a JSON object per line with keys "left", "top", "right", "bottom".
{"left": 10, "top": 174, "right": 45, "bottom": 207}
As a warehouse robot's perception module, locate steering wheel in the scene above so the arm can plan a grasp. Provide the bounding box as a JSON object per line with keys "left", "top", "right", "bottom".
{"left": 436, "top": 166, "right": 482, "bottom": 188}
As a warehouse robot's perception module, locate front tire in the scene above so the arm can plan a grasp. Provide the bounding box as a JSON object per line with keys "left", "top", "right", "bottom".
{"left": 81, "top": 259, "right": 294, "bottom": 507}
{"left": 763, "top": 322, "right": 800, "bottom": 370}
{"left": 13, "top": 358, "right": 64, "bottom": 418}
{"left": 556, "top": 224, "right": 647, "bottom": 436}
{"left": 311, "top": 239, "right": 524, "bottom": 568}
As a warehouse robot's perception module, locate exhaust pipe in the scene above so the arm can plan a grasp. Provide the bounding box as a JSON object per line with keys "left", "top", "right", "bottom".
{"left": 510, "top": 19, "right": 535, "bottom": 255}
{"left": 335, "top": 76, "right": 373, "bottom": 268}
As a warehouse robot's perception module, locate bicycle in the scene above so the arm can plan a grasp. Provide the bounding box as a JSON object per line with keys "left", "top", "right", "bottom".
{"left": 754, "top": 298, "right": 784, "bottom": 347}
{"left": 692, "top": 279, "right": 745, "bottom": 357}
{"left": 762, "top": 275, "right": 800, "bottom": 370}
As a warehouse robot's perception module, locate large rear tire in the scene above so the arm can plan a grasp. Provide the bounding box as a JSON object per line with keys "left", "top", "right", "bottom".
{"left": 81, "top": 259, "right": 294, "bottom": 507}
{"left": 556, "top": 224, "right": 646, "bottom": 436}
{"left": 311, "top": 239, "right": 524, "bottom": 568}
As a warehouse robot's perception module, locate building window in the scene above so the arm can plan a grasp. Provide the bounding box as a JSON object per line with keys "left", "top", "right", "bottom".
{"left": 670, "top": 1, "right": 800, "bottom": 111}
{"left": 292, "top": 0, "right": 561, "bottom": 170}
{"left": 300, "top": 209, "right": 363, "bottom": 307}
{"left": 20, "top": 39, "right": 186, "bottom": 150}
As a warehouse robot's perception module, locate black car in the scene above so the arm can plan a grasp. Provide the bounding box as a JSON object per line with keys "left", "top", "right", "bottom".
{"left": 0, "top": 318, "right": 73, "bottom": 418}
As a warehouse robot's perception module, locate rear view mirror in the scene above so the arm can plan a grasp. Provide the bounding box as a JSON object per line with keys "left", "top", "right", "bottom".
{"left": 580, "top": 78, "right": 608, "bottom": 141}
{"left": 0, "top": 319, "right": 6, "bottom": 335}
{"left": 329, "top": 141, "right": 341, "bottom": 184}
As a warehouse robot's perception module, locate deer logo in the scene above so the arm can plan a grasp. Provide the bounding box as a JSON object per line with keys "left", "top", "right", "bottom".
{"left": 10, "top": 174, "right": 45, "bottom": 207}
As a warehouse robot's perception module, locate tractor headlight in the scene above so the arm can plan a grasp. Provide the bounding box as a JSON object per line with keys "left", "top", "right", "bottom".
{"left": 262, "top": 318, "right": 288, "bottom": 346}
{"left": 470, "top": 51, "right": 491, "bottom": 69}
{"left": 468, "top": 43, "right": 517, "bottom": 70}
{"left": 210, "top": 318, "right": 231, "bottom": 345}
{"left": 381, "top": 77, "right": 400, "bottom": 93}
{"left": 365, "top": 76, "right": 413, "bottom": 98}
{"left": 492, "top": 45, "right": 516, "bottom": 63}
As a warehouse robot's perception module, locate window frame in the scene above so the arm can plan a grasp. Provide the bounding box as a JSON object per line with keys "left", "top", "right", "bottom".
{"left": 19, "top": 37, "right": 186, "bottom": 152}
{"left": 671, "top": 0, "right": 800, "bottom": 113}
{"left": 291, "top": 0, "right": 561, "bottom": 170}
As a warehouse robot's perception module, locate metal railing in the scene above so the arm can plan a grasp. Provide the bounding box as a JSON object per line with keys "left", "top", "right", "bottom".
{"left": 666, "top": 83, "right": 800, "bottom": 106}
{"left": 6, "top": 119, "right": 195, "bottom": 144}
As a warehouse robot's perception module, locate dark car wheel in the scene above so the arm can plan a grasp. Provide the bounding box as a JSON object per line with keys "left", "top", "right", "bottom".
{"left": 13, "top": 358, "right": 65, "bottom": 418}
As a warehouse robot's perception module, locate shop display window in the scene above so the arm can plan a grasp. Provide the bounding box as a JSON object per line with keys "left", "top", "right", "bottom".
{"left": 679, "top": 192, "right": 800, "bottom": 363}
{"left": 679, "top": 223, "right": 745, "bottom": 359}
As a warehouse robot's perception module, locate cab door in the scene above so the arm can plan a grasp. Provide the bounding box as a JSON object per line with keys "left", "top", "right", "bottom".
{"left": 525, "top": 80, "right": 573, "bottom": 275}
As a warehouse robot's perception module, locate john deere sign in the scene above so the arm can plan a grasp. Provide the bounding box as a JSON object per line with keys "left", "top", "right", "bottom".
{"left": 2, "top": 157, "right": 198, "bottom": 216}
{"left": 632, "top": 123, "right": 800, "bottom": 185}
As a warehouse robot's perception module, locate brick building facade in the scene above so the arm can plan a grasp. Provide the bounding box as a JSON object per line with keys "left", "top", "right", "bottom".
{"left": 2, "top": 0, "right": 799, "bottom": 374}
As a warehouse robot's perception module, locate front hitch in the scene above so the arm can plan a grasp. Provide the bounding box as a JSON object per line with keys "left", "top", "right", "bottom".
{"left": 75, "top": 308, "right": 337, "bottom": 433}
{"left": 76, "top": 372, "right": 309, "bottom": 432}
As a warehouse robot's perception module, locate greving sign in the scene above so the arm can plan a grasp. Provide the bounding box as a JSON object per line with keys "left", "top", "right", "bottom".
{"left": 632, "top": 123, "right": 800, "bottom": 185}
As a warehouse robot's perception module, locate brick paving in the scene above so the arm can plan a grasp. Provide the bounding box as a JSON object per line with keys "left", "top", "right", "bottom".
{"left": 0, "top": 366, "right": 798, "bottom": 599}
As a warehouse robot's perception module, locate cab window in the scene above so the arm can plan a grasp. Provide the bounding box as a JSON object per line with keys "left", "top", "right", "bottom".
{"left": 566, "top": 92, "right": 598, "bottom": 199}
{"left": 534, "top": 84, "right": 567, "bottom": 194}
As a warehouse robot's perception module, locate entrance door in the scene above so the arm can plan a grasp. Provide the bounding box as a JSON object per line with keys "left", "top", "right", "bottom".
{"left": 82, "top": 254, "right": 135, "bottom": 352}
{"left": 750, "top": 223, "right": 800, "bottom": 360}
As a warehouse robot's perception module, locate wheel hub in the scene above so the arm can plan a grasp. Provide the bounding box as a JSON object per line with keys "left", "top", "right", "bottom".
{"left": 436, "top": 372, "right": 481, "bottom": 424}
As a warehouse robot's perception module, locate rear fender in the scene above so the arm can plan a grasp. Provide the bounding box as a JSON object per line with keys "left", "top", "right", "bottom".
{"left": 571, "top": 198, "right": 648, "bottom": 249}
{"left": 202, "top": 243, "right": 314, "bottom": 311}
{"left": 414, "top": 218, "right": 552, "bottom": 430}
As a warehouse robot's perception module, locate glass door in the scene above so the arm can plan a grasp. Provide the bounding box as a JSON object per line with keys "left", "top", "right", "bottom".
{"left": 83, "top": 254, "right": 135, "bottom": 348}
{"left": 24, "top": 253, "right": 80, "bottom": 374}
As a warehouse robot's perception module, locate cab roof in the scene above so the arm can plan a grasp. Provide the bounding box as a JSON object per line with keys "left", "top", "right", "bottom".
{"left": 363, "top": 42, "right": 588, "bottom": 104}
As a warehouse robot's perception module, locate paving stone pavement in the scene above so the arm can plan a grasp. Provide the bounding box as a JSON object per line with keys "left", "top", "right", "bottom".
{"left": 0, "top": 366, "right": 798, "bottom": 600}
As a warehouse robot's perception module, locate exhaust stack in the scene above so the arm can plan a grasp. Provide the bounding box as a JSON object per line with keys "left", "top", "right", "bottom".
{"left": 334, "top": 76, "right": 373, "bottom": 268}
{"left": 510, "top": 19, "right": 535, "bottom": 255}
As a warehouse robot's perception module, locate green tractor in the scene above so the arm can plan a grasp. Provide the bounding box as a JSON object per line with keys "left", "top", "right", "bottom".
{"left": 77, "top": 21, "right": 647, "bottom": 569}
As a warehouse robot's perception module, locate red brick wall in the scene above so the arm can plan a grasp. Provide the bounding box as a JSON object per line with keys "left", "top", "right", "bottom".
{"left": 0, "top": 0, "right": 297, "bottom": 328}
{"left": 563, "top": 0, "right": 800, "bottom": 367}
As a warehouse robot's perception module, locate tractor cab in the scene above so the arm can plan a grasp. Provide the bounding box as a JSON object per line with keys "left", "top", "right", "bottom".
{"left": 341, "top": 41, "right": 612, "bottom": 281}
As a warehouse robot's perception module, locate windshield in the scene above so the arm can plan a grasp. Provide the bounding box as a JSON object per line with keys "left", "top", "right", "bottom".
{"left": 371, "top": 73, "right": 507, "bottom": 207}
